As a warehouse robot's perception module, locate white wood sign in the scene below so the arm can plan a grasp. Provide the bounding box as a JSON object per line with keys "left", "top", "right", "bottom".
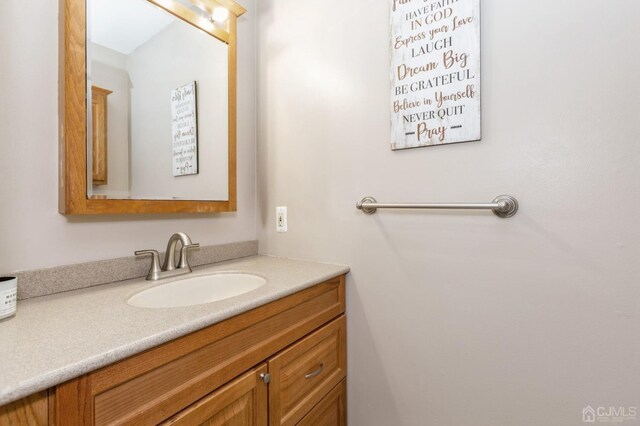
{"left": 171, "top": 81, "right": 199, "bottom": 176}
{"left": 390, "top": 0, "right": 481, "bottom": 150}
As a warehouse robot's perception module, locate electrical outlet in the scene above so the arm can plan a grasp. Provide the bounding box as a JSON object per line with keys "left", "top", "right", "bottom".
{"left": 276, "top": 207, "right": 288, "bottom": 233}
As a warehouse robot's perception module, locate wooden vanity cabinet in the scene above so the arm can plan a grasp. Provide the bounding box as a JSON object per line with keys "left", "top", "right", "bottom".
{"left": 0, "top": 275, "right": 346, "bottom": 426}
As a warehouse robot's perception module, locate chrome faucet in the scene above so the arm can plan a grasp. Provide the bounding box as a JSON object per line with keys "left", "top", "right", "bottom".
{"left": 135, "top": 233, "right": 200, "bottom": 281}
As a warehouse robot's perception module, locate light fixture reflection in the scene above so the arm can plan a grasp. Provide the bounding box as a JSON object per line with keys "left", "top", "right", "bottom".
{"left": 210, "top": 7, "right": 230, "bottom": 23}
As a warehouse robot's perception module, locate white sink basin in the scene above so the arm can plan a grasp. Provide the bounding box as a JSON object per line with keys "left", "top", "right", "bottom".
{"left": 127, "top": 273, "right": 267, "bottom": 308}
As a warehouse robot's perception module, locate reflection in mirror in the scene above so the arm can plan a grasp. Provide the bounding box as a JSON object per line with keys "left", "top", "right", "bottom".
{"left": 87, "top": 0, "right": 229, "bottom": 201}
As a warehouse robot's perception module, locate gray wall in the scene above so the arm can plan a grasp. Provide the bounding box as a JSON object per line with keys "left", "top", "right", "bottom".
{"left": 0, "top": 0, "right": 257, "bottom": 273}
{"left": 257, "top": 0, "right": 640, "bottom": 425}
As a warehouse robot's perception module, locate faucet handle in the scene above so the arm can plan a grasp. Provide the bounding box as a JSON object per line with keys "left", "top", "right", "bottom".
{"left": 135, "top": 250, "right": 162, "bottom": 281}
{"left": 177, "top": 243, "right": 200, "bottom": 270}
{"left": 135, "top": 249, "right": 160, "bottom": 259}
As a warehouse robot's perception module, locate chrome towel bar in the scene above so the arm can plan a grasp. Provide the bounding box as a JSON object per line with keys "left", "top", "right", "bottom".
{"left": 356, "top": 195, "right": 519, "bottom": 218}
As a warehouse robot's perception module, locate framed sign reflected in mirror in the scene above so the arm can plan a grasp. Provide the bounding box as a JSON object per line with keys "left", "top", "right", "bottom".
{"left": 59, "top": 0, "right": 245, "bottom": 215}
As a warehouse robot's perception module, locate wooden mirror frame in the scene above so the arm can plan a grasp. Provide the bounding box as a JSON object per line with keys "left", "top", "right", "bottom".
{"left": 59, "top": 0, "right": 245, "bottom": 215}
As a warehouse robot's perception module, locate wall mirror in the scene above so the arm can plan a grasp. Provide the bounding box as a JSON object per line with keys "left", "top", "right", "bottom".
{"left": 59, "top": 0, "right": 245, "bottom": 215}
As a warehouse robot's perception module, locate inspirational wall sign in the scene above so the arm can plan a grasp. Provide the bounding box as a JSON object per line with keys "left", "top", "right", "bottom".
{"left": 171, "top": 81, "right": 199, "bottom": 177}
{"left": 390, "top": 0, "right": 481, "bottom": 150}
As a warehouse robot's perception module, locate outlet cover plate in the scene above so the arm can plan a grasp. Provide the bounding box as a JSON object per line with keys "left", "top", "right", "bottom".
{"left": 276, "top": 207, "right": 287, "bottom": 232}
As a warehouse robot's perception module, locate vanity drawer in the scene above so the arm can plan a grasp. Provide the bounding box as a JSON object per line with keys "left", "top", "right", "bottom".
{"left": 297, "top": 380, "right": 347, "bottom": 426}
{"left": 269, "top": 316, "right": 346, "bottom": 426}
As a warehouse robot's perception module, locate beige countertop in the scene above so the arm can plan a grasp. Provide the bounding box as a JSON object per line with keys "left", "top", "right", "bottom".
{"left": 0, "top": 255, "right": 349, "bottom": 406}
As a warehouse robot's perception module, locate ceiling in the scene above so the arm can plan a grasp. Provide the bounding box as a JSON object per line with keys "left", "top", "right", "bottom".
{"left": 90, "top": 0, "right": 176, "bottom": 55}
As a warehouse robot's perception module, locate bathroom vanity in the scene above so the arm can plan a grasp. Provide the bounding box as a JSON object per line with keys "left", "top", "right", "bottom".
{"left": 0, "top": 257, "right": 348, "bottom": 425}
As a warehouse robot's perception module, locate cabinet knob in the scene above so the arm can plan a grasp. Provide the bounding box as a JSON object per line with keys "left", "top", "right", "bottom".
{"left": 259, "top": 372, "right": 271, "bottom": 384}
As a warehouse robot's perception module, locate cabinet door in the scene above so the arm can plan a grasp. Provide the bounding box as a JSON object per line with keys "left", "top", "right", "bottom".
{"left": 269, "top": 316, "right": 347, "bottom": 426}
{"left": 91, "top": 86, "right": 111, "bottom": 186}
{"left": 161, "top": 364, "right": 268, "bottom": 426}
